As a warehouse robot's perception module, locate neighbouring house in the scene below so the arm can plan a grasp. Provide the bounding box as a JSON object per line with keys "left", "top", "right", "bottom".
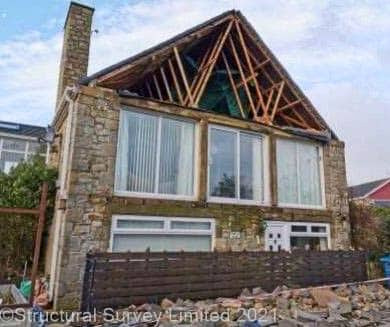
{"left": 47, "top": 2, "right": 351, "bottom": 309}
{"left": 349, "top": 178, "right": 390, "bottom": 208}
{"left": 0, "top": 120, "right": 48, "bottom": 173}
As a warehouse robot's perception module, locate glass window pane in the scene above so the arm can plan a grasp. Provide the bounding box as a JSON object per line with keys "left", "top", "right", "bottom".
{"left": 298, "top": 143, "right": 322, "bottom": 206}
{"left": 209, "top": 128, "right": 236, "bottom": 198}
{"left": 290, "top": 236, "right": 328, "bottom": 251}
{"left": 311, "top": 226, "right": 327, "bottom": 233}
{"left": 277, "top": 139, "right": 298, "bottom": 204}
{"left": 0, "top": 151, "right": 24, "bottom": 172}
{"left": 291, "top": 225, "right": 307, "bottom": 232}
{"left": 117, "top": 219, "right": 164, "bottom": 229}
{"left": 116, "top": 111, "right": 158, "bottom": 193}
{"left": 113, "top": 234, "right": 211, "bottom": 252}
{"left": 28, "top": 142, "right": 46, "bottom": 154}
{"left": 2, "top": 138, "right": 26, "bottom": 151}
{"left": 158, "top": 118, "right": 195, "bottom": 195}
{"left": 171, "top": 221, "right": 211, "bottom": 230}
{"left": 240, "top": 133, "right": 262, "bottom": 201}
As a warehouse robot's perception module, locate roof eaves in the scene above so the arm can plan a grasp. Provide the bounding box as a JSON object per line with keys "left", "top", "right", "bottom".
{"left": 365, "top": 178, "right": 390, "bottom": 198}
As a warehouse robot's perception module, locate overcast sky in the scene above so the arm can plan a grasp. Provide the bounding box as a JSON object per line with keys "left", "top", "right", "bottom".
{"left": 0, "top": 0, "right": 389, "bottom": 185}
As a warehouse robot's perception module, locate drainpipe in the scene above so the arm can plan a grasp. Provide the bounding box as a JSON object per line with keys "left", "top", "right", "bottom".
{"left": 49, "top": 85, "right": 77, "bottom": 302}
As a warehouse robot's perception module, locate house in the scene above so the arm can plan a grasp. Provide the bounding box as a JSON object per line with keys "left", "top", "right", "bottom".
{"left": 349, "top": 178, "right": 390, "bottom": 208}
{"left": 48, "top": 2, "right": 351, "bottom": 309}
{"left": 0, "top": 120, "right": 48, "bottom": 173}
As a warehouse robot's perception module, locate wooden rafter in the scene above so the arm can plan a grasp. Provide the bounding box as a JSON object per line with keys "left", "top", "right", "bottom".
{"left": 270, "top": 81, "right": 285, "bottom": 122}
{"left": 192, "top": 20, "right": 234, "bottom": 105}
{"left": 279, "top": 112, "right": 310, "bottom": 129}
{"left": 184, "top": 31, "right": 224, "bottom": 105}
{"left": 234, "top": 19, "right": 267, "bottom": 121}
{"left": 221, "top": 51, "right": 245, "bottom": 118}
{"left": 145, "top": 80, "right": 153, "bottom": 98}
{"left": 168, "top": 59, "right": 184, "bottom": 105}
{"left": 277, "top": 100, "right": 301, "bottom": 112}
{"left": 173, "top": 46, "right": 194, "bottom": 105}
{"left": 228, "top": 35, "right": 257, "bottom": 119}
{"left": 153, "top": 74, "right": 163, "bottom": 100}
{"left": 160, "top": 66, "right": 173, "bottom": 102}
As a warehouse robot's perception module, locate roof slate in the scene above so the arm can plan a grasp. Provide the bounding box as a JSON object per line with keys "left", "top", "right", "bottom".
{"left": 0, "top": 120, "right": 46, "bottom": 139}
{"left": 374, "top": 200, "right": 390, "bottom": 208}
{"left": 348, "top": 178, "right": 390, "bottom": 198}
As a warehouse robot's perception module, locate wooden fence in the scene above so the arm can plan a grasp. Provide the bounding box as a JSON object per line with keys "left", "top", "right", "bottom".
{"left": 0, "top": 182, "right": 48, "bottom": 308}
{"left": 81, "top": 250, "right": 368, "bottom": 311}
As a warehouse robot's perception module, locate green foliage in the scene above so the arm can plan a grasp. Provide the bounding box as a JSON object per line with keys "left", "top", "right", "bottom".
{"left": 373, "top": 207, "right": 390, "bottom": 252}
{"left": 0, "top": 155, "right": 57, "bottom": 281}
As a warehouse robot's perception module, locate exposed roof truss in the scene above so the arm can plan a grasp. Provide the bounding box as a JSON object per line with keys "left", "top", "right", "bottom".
{"left": 92, "top": 13, "right": 329, "bottom": 132}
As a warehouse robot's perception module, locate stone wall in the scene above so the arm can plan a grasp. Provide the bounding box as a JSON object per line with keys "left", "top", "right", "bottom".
{"left": 323, "top": 140, "right": 351, "bottom": 249}
{"left": 56, "top": 2, "right": 93, "bottom": 108}
{"left": 53, "top": 85, "right": 351, "bottom": 309}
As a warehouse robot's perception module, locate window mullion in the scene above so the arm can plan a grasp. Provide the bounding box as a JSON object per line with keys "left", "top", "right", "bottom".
{"left": 154, "top": 117, "right": 162, "bottom": 194}
{"left": 25, "top": 141, "right": 29, "bottom": 160}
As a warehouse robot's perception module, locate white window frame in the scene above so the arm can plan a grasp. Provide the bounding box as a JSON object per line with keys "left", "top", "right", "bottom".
{"left": 207, "top": 124, "right": 270, "bottom": 206}
{"left": 276, "top": 138, "right": 326, "bottom": 210}
{"left": 114, "top": 107, "right": 200, "bottom": 201}
{"left": 109, "top": 215, "right": 215, "bottom": 252}
{"left": 0, "top": 134, "right": 46, "bottom": 173}
{"left": 264, "top": 220, "right": 331, "bottom": 251}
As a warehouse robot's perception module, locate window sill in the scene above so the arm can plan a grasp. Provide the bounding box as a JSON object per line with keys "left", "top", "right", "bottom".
{"left": 114, "top": 190, "right": 197, "bottom": 202}
{"left": 277, "top": 203, "right": 327, "bottom": 210}
{"left": 207, "top": 197, "right": 268, "bottom": 206}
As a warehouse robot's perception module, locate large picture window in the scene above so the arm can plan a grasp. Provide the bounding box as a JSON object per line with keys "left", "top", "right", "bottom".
{"left": 277, "top": 139, "right": 324, "bottom": 207}
{"left": 115, "top": 109, "right": 196, "bottom": 199}
{"left": 208, "top": 125, "right": 265, "bottom": 204}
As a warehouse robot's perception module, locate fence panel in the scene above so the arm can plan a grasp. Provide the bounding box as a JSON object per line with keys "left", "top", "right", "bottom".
{"left": 81, "top": 250, "right": 368, "bottom": 311}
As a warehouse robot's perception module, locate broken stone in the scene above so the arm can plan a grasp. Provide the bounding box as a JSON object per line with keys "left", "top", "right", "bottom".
{"left": 252, "top": 287, "right": 266, "bottom": 296}
{"left": 310, "top": 288, "right": 341, "bottom": 308}
{"left": 161, "top": 298, "right": 174, "bottom": 310}
{"left": 240, "top": 288, "right": 252, "bottom": 297}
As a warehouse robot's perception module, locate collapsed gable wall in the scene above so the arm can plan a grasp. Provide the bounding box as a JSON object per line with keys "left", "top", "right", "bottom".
{"left": 52, "top": 85, "right": 350, "bottom": 309}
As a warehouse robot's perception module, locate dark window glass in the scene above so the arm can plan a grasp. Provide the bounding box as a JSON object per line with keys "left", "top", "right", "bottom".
{"left": 311, "top": 226, "right": 327, "bottom": 233}
{"left": 290, "top": 236, "right": 328, "bottom": 251}
{"left": 291, "top": 225, "right": 307, "bottom": 232}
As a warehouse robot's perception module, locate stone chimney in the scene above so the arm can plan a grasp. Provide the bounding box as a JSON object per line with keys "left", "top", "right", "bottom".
{"left": 56, "top": 1, "right": 94, "bottom": 109}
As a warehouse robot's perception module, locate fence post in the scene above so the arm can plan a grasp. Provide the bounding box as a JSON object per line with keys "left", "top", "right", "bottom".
{"left": 81, "top": 252, "right": 97, "bottom": 313}
{"left": 29, "top": 182, "right": 48, "bottom": 305}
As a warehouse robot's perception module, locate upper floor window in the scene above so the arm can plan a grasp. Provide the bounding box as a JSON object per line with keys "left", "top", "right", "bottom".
{"left": 0, "top": 137, "right": 46, "bottom": 173}
{"left": 276, "top": 138, "right": 324, "bottom": 208}
{"left": 115, "top": 109, "right": 196, "bottom": 199}
{"left": 208, "top": 125, "right": 266, "bottom": 204}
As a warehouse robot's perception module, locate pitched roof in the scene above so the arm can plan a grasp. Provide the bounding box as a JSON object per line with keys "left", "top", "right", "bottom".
{"left": 374, "top": 200, "right": 390, "bottom": 208}
{"left": 81, "top": 10, "right": 336, "bottom": 138}
{"left": 0, "top": 120, "right": 46, "bottom": 139}
{"left": 348, "top": 178, "right": 390, "bottom": 198}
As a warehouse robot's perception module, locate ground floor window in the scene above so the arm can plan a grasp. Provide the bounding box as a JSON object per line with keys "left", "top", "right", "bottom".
{"left": 265, "top": 221, "right": 330, "bottom": 252}
{"left": 110, "top": 216, "right": 215, "bottom": 252}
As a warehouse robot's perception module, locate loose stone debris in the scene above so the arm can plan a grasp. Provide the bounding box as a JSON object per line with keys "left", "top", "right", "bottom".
{"left": 76, "top": 281, "right": 390, "bottom": 327}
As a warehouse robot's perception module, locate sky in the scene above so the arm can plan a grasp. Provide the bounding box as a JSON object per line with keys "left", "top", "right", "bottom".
{"left": 0, "top": 0, "right": 389, "bottom": 185}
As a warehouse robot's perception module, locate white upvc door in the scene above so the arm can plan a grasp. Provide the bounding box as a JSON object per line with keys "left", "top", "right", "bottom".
{"left": 264, "top": 222, "right": 290, "bottom": 252}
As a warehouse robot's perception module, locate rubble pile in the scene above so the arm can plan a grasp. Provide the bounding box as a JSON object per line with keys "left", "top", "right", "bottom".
{"left": 100, "top": 282, "right": 390, "bottom": 326}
